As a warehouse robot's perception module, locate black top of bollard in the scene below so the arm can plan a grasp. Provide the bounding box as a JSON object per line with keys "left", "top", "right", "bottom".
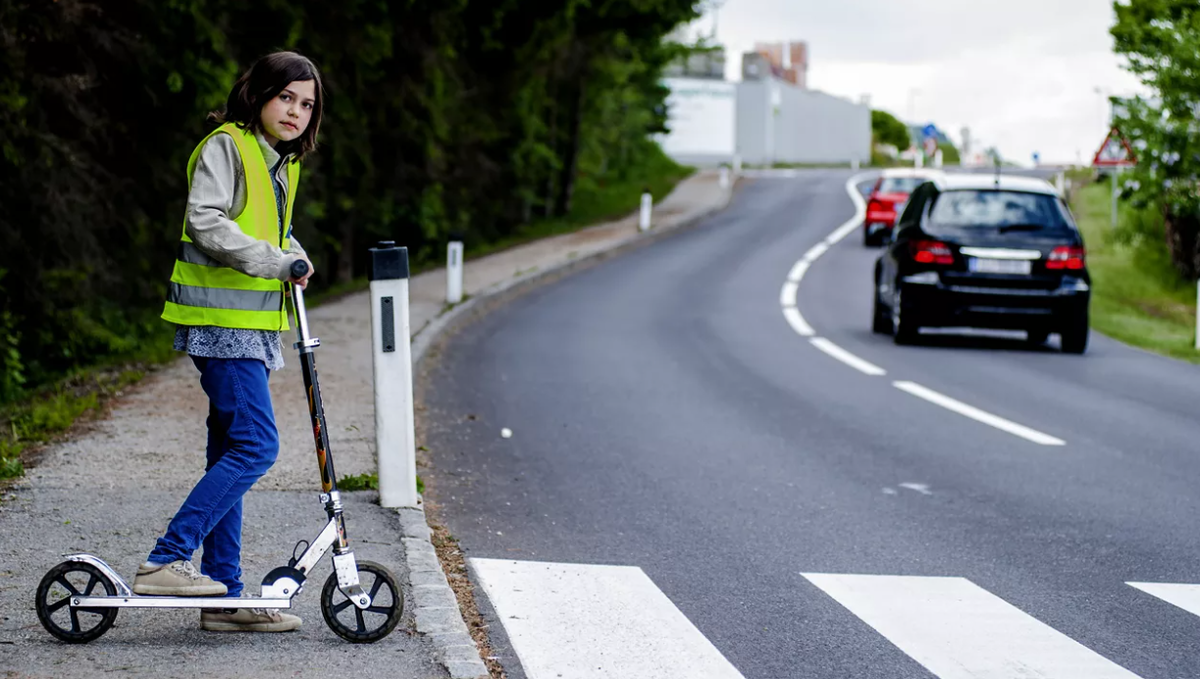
{"left": 369, "top": 242, "right": 409, "bottom": 281}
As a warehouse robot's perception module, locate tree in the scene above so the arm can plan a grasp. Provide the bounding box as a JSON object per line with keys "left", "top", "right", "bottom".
{"left": 871, "top": 109, "right": 911, "bottom": 150}
{"left": 1111, "top": 0, "right": 1200, "bottom": 278}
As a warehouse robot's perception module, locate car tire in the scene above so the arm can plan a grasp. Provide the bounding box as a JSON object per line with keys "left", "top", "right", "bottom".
{"left": 1060, "top": 316, "right": 1089, "bottom": 355}
{"left": 892, "top": 287, "right": 919, "bottom": 345}
{"left": 863, "top": 228, "right": 875, "bottom": 247}
{"left": 872, "top": 290, "right": 893, "bottom": 334}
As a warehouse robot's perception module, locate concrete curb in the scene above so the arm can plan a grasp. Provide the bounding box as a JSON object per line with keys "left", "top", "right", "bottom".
{"left": 396, "top": 175, "right": 742, "bottom": 679}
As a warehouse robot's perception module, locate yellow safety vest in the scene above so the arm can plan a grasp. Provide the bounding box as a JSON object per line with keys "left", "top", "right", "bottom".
{"left": 161, "top": 122, "right": 300, "bottom": 331}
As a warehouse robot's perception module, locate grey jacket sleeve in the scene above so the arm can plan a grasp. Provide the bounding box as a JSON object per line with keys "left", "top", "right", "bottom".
{"left": 185, "top": 134, "right": 301, "bottom": 281}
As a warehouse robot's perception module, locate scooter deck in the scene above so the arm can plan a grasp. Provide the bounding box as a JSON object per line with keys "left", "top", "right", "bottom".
{"left": 72, "top": 596, "right": 293, "bottom": 609}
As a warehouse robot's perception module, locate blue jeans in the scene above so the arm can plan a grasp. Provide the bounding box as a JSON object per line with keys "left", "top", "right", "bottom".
{"left": 148, "top": 357, "right": 279, "bottom": 597}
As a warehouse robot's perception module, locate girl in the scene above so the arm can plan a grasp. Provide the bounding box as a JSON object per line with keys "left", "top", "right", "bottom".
{"left": 135, "top": 51, "right": 322, "bottom": 633}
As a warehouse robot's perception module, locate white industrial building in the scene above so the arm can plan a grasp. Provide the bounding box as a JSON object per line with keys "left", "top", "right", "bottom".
{"left": 657, "top": 49, "right": 871, "bottom": 167}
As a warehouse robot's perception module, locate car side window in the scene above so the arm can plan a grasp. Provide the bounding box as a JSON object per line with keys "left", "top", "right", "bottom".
{"left": 896, "top": 183, "right": 935, "bottom": 237}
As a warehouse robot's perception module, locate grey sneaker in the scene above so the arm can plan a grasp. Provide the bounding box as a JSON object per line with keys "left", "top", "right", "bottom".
{"left": 200, "top": 607, "right": 301, "bottom": 632}
{"left": 132, "top": 560, "right": 228, "bottom": 596}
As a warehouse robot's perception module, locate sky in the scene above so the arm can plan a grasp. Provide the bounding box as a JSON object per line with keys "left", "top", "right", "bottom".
{"left": 686, "top": 0, "right": 1146, "bottom": 165}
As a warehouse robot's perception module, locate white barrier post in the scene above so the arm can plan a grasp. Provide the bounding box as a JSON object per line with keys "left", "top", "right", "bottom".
{"left": 639, "top": 189, "right": 652, "bottom": 232}
{"left": 733, "top": 154, "right": 742, "bottom": 176}
{"left": 368, "top": 241, "right": 418, "bottom": 508}
{"left": 1195, "top": 279, "right": 1200, "bottom": 350}
{"left": 719, "top": 166, "right": 730, "bottom": 190}
{"left": 851, "top": 158, "right": 860, "bottom": 171}
{"left": 933, "top": 149, "right": 944, "bottom": 168}
{"left": 446, "top": 239, "right": 464, "bottom": 304}
{"left": 1055, "top": 171, "right": 1065, "bottom": 194}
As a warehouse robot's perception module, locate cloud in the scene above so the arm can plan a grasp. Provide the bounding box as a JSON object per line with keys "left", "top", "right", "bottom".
{"left": 706, "top": 0, "right": 1147, "bottom": 163}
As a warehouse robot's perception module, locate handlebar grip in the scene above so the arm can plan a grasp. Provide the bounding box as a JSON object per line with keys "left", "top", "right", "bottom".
{"left": 290, "top": 259, "right": 309, "bottom": 279}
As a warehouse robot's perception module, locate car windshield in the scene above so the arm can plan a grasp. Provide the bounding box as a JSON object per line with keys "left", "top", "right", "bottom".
{"left": 927, "top": 190, "right": 1074, "bottom": 232}
{"left": 879, "top": 177, "right": 926, "bottom": 194}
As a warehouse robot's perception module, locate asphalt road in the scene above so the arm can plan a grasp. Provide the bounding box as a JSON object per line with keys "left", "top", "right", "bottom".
{"left": 421, "top": 169, "right": 1200, "bottom": 678}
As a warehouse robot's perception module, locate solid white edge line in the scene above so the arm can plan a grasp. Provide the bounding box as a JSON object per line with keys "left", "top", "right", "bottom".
{"left": 803, "top": 242, "right": 829, "bottom": 262}
{"left": 810, "top": 337, "right": 887, "bottom": 376}
{"left": 787, "top": 259, "right": 810, "bottom": 283}
{"left": 780, "top": 282, "right": 799, "bottom": 307}
{"left": 893, "top": 380, "right": 1066, "bottom": 446}
{"left": 783, "top": 307, "right": 814, "bottom": 337}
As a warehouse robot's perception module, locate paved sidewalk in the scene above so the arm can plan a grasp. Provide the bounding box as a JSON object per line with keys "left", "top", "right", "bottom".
{"left": 0, "top": 169, "right": 733, "bottom": 679}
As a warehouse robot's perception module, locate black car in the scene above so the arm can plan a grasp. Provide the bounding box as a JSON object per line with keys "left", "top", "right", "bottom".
{"left": 872, "top": 174, "right": 1090, "bottom": 353}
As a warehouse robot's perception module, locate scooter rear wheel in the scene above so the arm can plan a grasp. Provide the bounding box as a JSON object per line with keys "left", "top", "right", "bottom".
{"left": 320, "top": 560, "right": 402, "bottom": 643}
{"left": 36, "top": 561, "right": 119, "bottom": 643}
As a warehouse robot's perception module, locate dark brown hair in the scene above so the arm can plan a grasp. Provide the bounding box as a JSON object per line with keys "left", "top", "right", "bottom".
{"left": 210, "top": 51, "right": 324, "bottom": 161}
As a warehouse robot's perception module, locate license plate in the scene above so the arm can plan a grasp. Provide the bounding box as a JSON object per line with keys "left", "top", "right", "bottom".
{"left": 969, "top": 258, "right": 1031, "bottom": 275}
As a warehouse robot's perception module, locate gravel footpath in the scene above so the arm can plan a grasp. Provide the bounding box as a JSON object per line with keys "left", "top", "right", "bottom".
{"left": 0, "top": 169, "right": 731, "bottom": 679}
{"left": 0, "top": 289, "right": 445, "bottom": 678}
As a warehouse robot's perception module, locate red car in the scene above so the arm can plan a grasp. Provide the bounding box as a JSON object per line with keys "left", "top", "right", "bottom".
{"left": 863, "top": 169, "right": 943, "bottom": 246}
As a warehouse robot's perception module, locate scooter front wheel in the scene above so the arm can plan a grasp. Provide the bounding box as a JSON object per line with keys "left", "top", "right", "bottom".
{"left": 36, "top": 561, "right": 119, "bottom": 643}
{"left": 320, "top": 560, "right": 402, "bottom": 643}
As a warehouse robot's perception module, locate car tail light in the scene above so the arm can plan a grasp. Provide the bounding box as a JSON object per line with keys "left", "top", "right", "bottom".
{"left": 867, "top": 198, "right": 896, "bottom": 224}
{"left": 1045, "top": 246, "right": 1086, "bottom": 270}
{"left": 910, "top": 240, "right": 955, "bottom": 265}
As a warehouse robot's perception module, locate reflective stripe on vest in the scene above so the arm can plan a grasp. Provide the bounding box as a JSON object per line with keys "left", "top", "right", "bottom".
{"left": 161, "top": 123, "right": 301, "bottom": 331}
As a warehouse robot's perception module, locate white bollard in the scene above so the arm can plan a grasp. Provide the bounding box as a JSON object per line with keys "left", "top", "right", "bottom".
{"left": 851, "top": 158, "right": 860, "bottom": 171}
{"left": 639, "top": 191, "right": 652, "bottom": 232}
{"left": 446, "top": 240, "right": 464, "bottom": 305}
{"left": 733, "top": 154, "right": 742, "bottom": 176}
{"left": 1055, "top": 172, "right": 1065, "bottom": 194}
{"left": 915, "top": 153, "right": 924, "bottom": 169}
{"left": 933, "top": 149, "right": 944, "bottom": 168}
{"left": 368, "top": 241, "right": 418, "bottom": 508}
{"left": 719, "top": 166, "right": 730, "bottom": 190}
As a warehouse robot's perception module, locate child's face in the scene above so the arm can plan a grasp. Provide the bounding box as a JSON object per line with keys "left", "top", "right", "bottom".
{"left": 260, "top": 79, "right": 316, "bottom": 147}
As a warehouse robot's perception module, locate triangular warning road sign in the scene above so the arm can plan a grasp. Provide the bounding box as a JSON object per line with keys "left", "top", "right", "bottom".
{"left": 1092, "top": 127, "right": 1136, "bottom": 167}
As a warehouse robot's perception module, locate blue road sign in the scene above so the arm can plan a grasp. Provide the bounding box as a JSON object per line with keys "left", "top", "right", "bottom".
{"left": 923, "top": 124, "right": 938, "bottom": 139}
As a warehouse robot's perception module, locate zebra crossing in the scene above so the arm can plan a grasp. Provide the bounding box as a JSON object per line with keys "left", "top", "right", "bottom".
{"left": 471, "top": 558, "right": 1200, "bottom": 679}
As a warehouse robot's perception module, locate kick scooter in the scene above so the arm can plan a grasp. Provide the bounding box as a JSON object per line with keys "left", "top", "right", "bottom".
{"left": 35, "top": 261, "right": 402, "bottom": 643}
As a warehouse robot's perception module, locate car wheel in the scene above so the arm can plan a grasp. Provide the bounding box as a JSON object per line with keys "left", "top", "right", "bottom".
{"left": 1060, "top": 316, "right": 1089, "bottom": 355}
{"left": 872, "top": 288, "right": 893, "bottom": 335}
{"left": 863, "top": 227, "right": 875, "bottom": 247}
{"left": 892, "top": 287, "right": 919, "bottom": 345}
{"left": 1026, "top": 330, "right": 1050, "bottom": 345}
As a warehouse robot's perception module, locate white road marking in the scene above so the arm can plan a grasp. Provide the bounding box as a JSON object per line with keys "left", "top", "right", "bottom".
{"left": 893, "top": 381, "right": 1066, "bottom": 446}
{"left": 810, "top": 338, "right": 887, "bottom": 376}
{"left": 825, "top": 217, "right": 863, "bottom": 245}
{"left": 802, "top": 241, "right": 829, "bottom": 262}
{"left": 470, "top": 559, "right": 745, "bottom": 679}
{"left": 783, "top": 307, "right": 814, "bottom": 337}
{"left": 1127, "top": 582, "right": 1200, "bottom": 618}
{"left": 802, "top": 573, "right": 1143, "bottom": 679}
{"left": 780, "top": 281, "right": 798, "bottom": 307}
{"left": 899, "top": 482, "right": 932, "bottom": 495}
{"left": 786, "top": 259, "right": 810, "bottom": 283}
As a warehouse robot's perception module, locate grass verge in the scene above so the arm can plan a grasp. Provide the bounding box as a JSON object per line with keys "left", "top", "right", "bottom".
{"left": 1072, "top": 178, "right": 1200, "bottom": 362}
{"left": 466, "top": 150, "right": 694, "bottom": 260}
{"left": 338, "top": 471, "right": 424, "bottom": 495}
